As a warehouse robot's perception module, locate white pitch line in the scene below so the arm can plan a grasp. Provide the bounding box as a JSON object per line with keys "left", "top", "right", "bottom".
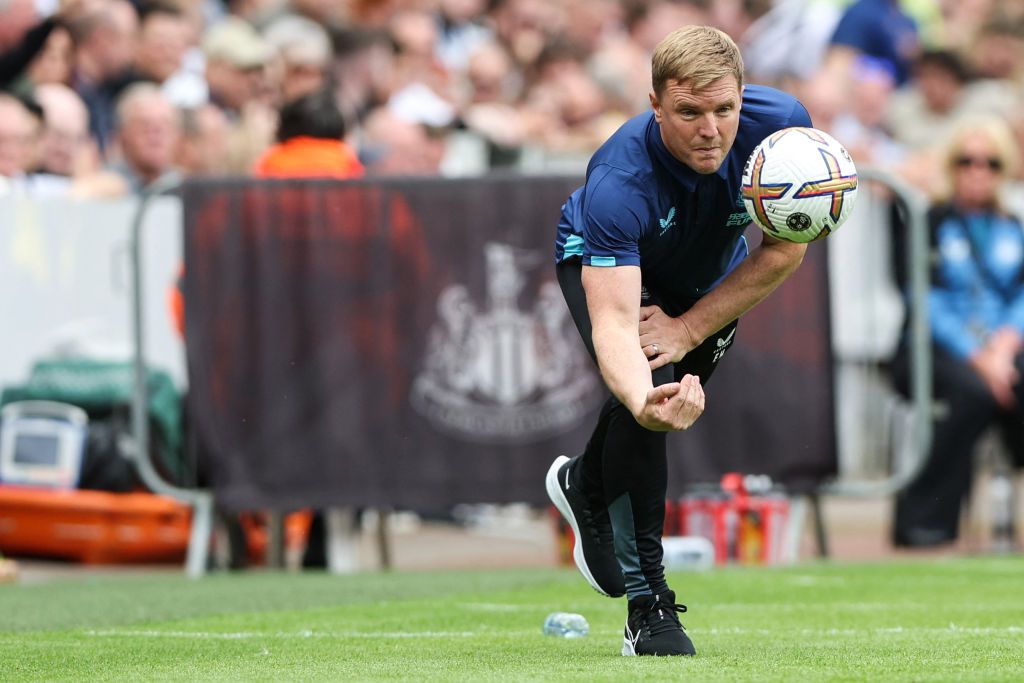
{"left": 703, "top": 626, "right": 1024, "bottom": 636}
{"left": 85, "top": 630, "right": 486, "bottom": 640}
{"left": 84, "top": 625, "right": 1024, "bottom": 641}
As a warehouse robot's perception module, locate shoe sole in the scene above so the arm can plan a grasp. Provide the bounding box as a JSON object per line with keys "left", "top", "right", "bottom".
{"left": 622, "top": 631, "right": 637, "bottom": 656}
{"left": 545, "top": 455, "right": 610, "bottom": 597}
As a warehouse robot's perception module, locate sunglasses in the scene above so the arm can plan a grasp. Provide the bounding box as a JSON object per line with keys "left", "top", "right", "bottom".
{"left": 954, "top": 155, "right": 1002, "bottom": 172}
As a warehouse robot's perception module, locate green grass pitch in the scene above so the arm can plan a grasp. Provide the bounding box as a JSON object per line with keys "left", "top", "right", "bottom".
{"left": 1, "top": 556, "right": 1023, "bottom": 681}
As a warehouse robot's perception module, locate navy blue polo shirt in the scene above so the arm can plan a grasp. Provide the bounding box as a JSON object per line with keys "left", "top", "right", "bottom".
{"left": 555, "top": 84, "right": 810, "bottom": 310}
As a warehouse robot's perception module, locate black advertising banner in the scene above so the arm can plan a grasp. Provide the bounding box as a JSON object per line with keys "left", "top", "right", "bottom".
{"left": 183, "top": 177, "right": 835, "bottom": 511}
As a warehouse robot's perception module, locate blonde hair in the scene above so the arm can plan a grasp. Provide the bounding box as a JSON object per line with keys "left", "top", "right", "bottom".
{"left": 651, "top": 25, "right": 744, "bottom": 95}
{"left": 937, "top": 115, "right": 1020, "bottom": 209}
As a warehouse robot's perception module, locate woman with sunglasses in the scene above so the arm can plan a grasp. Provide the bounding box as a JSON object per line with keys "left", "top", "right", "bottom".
{"left": 893, "top": 116, "right": 1023, "bottom": 548}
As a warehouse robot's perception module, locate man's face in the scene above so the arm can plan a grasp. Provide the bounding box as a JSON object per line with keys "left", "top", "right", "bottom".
{"left": 0, "top": 100, "right": 37, "bottom": 177}
{"left": 649, "top": 75, "right": 742, "bottom": 175}
{"left": 121, "top": 97, "right": 180, "bottom": 175}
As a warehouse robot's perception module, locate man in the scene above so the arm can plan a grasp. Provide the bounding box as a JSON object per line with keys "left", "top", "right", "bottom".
{"left": 253, "top": 88, "right": 363, "bottom": 178}
{"left": 176, "top": 104, "right": 231, "bottom": 177}
{"left": 29, "top": 83, "right": 97, "bottom": 196}
{"left": 546, "top": 25, "right": 810, "bottom": 657}
{"left": 201, "top": 17, "right": 277, "bottom": 172}
{"left": 106, "top": 82, "right": 182, "bottom": 193}
{"left": 0, "top": 93, "right": 38, "bottom": 192}
{"left": 262, "top": 14, "right": 332, "bottom": 105}
{"left": 132, "top": 2, "right": 191, "bottom": 86}
{"left": 66, "top": 0, "right": 139, "bottom": 155}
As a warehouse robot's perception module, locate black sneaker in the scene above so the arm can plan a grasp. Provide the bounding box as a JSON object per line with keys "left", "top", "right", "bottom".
{"left": 622, "top": 590, "right": 695, "bottom": 656}
{"left": 545, "top": 455, "right": 625, "bottom": 597}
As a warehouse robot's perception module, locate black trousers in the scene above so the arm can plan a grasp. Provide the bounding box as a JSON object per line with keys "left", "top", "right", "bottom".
{"left": 891, "top": 344, "right": 1024, "bottom": 546}
{"left": 556, "top": 259, "right": 736, "bottom": 598}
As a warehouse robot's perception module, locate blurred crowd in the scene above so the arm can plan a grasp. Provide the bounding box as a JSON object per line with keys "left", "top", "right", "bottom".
{"left": 0, "top": 0, "right": 1023, "bottom": 199}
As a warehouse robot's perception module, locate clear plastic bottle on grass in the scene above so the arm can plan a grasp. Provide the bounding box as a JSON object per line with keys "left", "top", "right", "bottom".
{"left": 542, "top": 612, "right": 589, "bottom": 638}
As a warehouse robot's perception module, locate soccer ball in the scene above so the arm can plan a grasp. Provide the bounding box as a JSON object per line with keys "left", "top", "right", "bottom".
{"left": 741, "top": 127, "right": 858, "bottom": 243}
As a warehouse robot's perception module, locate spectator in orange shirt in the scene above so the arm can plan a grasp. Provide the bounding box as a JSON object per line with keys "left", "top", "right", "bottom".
{"left": 253, "top": 88, "right": 363, "bottom": 179}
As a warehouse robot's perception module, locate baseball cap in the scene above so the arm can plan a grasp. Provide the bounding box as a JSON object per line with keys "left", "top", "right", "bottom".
{"left": 203, "top": 17, "right": 275, "bottom": 69}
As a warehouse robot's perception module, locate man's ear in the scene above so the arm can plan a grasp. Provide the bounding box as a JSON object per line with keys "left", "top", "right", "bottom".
{"left": 649, "top": 91, "right": 661, "bottom": 123}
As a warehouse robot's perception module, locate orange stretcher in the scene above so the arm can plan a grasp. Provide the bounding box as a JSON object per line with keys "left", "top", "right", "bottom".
{"left": 0, "top": 485, "right": 191, "bottom": 564}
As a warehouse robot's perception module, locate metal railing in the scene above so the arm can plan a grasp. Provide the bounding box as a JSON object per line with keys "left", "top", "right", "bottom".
{"left": 820, "top": 166, "right": 933, "bottom": 497}
{"left": 129, "top": 176, "right": 212, "bottom": 578}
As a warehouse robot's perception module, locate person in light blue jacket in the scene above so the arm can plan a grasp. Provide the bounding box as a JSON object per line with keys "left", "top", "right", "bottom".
{"left": 893, "top": 116, "right": 1024, "bottom": 548}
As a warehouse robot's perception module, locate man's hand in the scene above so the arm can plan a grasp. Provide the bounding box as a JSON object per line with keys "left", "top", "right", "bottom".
{"left": 970, "top": 345, "right": 1018, "bottom": 409}
{"left": 639, "top": 305, "right": 698, "bottom": 370}
{"left": 634, "top": 374, "right": 705, "bottom": 431}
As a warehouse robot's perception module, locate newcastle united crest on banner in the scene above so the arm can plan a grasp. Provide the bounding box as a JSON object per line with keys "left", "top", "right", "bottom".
{"left": 412, "top": 242, "right": 600, "bottom": 443}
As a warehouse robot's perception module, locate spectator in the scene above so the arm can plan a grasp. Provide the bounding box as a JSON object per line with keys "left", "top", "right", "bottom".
{"left": 177, "top": 103, "right": 231, "bottom": 176}
{"left": 830, "top": 56, "right": 905, "bottom": 169}
{"left": 66, "top": 0, "right": 139, "bottom": 155}
{"left": 133, "top": 2, "right": 191, "bottom": 86}
{"left": 30, "top": 82, "right": 98, "bottom": 194}
{"left": 521, "top": 50, "right": 625, "bottom": 154}
{"left": 488, "top": 0, "right": 561, "bottom": 70}
{"left": 739, "top": 0, "right": 843, "bottom": 84}
{"left": 386, "top": 9, "right": 456, "bottom": 127}
{"left": 202, "top": 17, "right": 278, "bottom": 172}
{"left": 0, "top": 92, "right": 39, "bottom": 192}
{"left": 103, "top": 82, "right": 182, "bottom": 193}
{"left": 823, "top": 0, "right": 920, "bottom": 88}
{"left": 287, "top": 0, "right": 349, "bottom": 28}
{"left": 0, "top": 0, "right": 90, "bottom": 90}
{"left": 435, "top": 0, "right": 492, "bottom": 71}
{"left": 589, "top": 0, "right": 710, "bottom": 116}
{"left": 24, "top": 23, "right": 74, "bottom": 89}
{"left": 253, "top": 88, "right": 363, "bottom": 178}
{"left": 0, "top": 0, "right": 41, "bottom": 55}
{"left": 330, "top": 27, "right": 396, "bottom": 128}
{"left": 263, "top": 14, "right": 333, "bottom": 104}
{"left": 360, "top": 107, "right": 445, "bottom": 176}
{"left": 885, "top": 50, "right": 977, "bottom": 154}
{"left": 458, "top": 41, "right": 525, "bottom": 150}
{"left": 891, "top": 116, "right": 1024, "bottom": 548}
{"left": 969, "top": 18, "right": 1024, "bottom": 82}
{"left": 202, "top": 16, "right": 274, "bottom": 115}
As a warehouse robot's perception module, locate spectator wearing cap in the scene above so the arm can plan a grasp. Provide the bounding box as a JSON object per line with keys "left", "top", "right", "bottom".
{"left": 203, "top": 17, "right": 275, "bottom": 116}
{"left": 203, "top": 17, "right": 279, "bottom": 172}
{"left": 66, "top": 0, "right": 139, "bottom": 155}
{"left": 263, "top": 14, "right": 333, "bottom": 104}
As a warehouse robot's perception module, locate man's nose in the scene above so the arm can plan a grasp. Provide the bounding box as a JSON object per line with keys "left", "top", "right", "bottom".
{"left": 696, "top": 113, "right": 718, "bottom": 138}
